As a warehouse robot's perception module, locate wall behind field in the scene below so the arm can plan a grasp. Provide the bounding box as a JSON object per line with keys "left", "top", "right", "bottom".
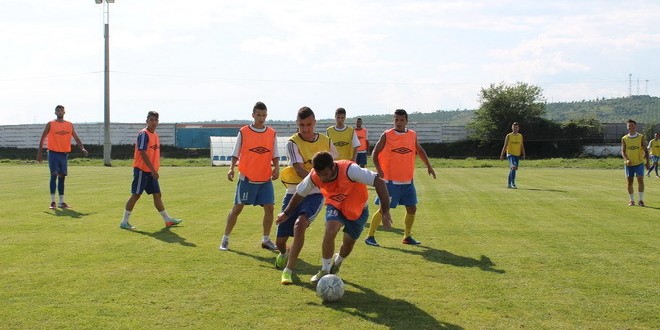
{"left": 0, "top": 122, "right": 469, "bottom": 148}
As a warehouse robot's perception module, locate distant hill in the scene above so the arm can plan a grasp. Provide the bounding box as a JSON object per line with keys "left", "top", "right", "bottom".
{"left": 339, "top": 96, "right": 659, "bottom": 125}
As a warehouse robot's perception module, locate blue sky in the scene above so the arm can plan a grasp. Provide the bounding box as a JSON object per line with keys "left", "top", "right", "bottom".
{"left": 1, "top": 0, "right": 658, "bottom": 125}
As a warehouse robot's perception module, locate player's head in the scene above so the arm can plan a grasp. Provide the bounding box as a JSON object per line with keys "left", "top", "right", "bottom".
{"left": 655, "top": 132, "right": 660, "bottom": 139}
{"left": 54, "top": 105, "right": 65, "bottom": 119}
{"left": 394, "top": 109, "right": 408, "bottom": 131}
{"left": 312, "top": 151, "right": 337, "bottom": 182}
{"left": 297, "top": 107, "right": 316, "bottom": 139}
{"left": 335, "top": 108, "right": 347, "bottom": 126}
{"left": 253, "top": 101, "right": 267, "bottom": 113}
{"left": 252, "top": 101, "right": 268, "bottom": 126}
{"left": 512, "top": 122, "right": 519, "bottom": 133}
{"left": 356, "top": 117, "right": 363, "bottom": 128}
{"left": 626, "top": 119, "right": 637, "bottom": 133}
{"left": 146, "top": 111, "right": 159, "bottom": 130}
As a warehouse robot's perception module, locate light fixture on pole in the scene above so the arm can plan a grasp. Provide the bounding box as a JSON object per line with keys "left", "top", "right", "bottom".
{"left": 95, "top": 0, "right": 115, "bottom": 166}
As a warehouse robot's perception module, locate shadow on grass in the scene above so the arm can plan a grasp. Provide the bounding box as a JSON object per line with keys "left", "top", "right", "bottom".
{"left": 44, "top": 208, "right": 94, "bottom": 219}
{"left": 230, "top": 249, "right": 318, "bottom": 278}
{"left": 129, "top": 227, "right": 196, "bottom": 247}
{"left": 364, "top": 223, "right": 404, "bottom": 236}
{"left": 310, "top": 280, "right": 463, "bottom": 329}
{"left": 518, "top": 187, "right": 568, "bottom": 192}
{"left": 384, "top": 245, "right": 505, "bottom": 274}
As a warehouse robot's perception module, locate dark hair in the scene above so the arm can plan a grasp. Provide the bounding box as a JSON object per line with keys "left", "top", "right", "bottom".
{"left": 627, "top": 119, "right": 637, "bottom": 125}
{"left": 55, "top": 105, "right": 64, "bottom": 111}
{"left": 512, "top": 122, "right": 519, "bottom": 125}
{"left": 253, "top": 101, "right": 267, "bottom": 112}
{"left": 297, "top": 107, "right": 315, "bottom": 121}
{"left": 394, "top": 109, "right": 407, "bottom": 120}
{"left": 147, "top": 111, "right": 159, "bottom": 120}
{"left": 312, "top": 151, "right": 334, "bottom": 171}
{"left": 335, "top": 108, "right": 346, "bottom": 116}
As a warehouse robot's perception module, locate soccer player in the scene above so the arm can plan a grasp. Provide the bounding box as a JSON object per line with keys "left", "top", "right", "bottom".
{"left": 646, "top": 132, "right": 660, "bottom": 178}
{"left": 326, "top": 107, "right": 360, "bottom": 161}
{"left": 621, "top": 119, "right": 650, "bottom": 206}
{"left": 500, "top": 122, "right": 526, "bottom": 189}
{"left": 219, "top": 102, "right": 279, "bottom": 251}
{"left": 277, "top": 151, "right": 392, "bottom": 284}
{"left": 364, "top": 109, "right": 436, "bottom": 247}
{"left": 275, "top": 106, "right": 338, "bottom": 285}
{"left": 37, "top": 105, "right": 88, "bottom": 209}
{"left": 355, "top": 117, "right": 369, "bottom": 168}
{"left": 119, "top": 111, "right": 182, "bottom": 230}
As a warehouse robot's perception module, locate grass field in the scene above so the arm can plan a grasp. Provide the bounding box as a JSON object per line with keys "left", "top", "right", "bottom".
{"left": 1, "top": 161, "right": 658, "bottom": 329}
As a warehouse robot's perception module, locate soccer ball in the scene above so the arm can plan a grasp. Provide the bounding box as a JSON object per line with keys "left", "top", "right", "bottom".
{"left": 316, "top": 274, "right": 344, "bottom": 302}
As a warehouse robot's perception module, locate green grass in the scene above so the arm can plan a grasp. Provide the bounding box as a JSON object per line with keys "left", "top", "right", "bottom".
{"left": 0, "top": 162, "right": 658, "bottom": 329}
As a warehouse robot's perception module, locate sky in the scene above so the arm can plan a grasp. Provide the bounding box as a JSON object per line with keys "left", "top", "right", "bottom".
{"left": 1, "top": 0, "right": 659, "bottom": 125}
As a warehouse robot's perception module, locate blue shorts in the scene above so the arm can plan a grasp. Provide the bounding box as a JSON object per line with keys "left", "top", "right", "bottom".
{"left": 325, "top": 205, "right": 369, "bottom": 240}
{"left": 277, "top": 193, "right": 324, "bottom": 237}
{"left": 131, "top": 168, "right": 161, "bottom": 195}
{"left": 356, "top": 152, "right": 367, "bottom": 166}
{"left": 651, "top": 155, "right": 660, "bottom": 163}
{"left": 507, "top": 154, "right": 520, "bottom": 168}
{"left": 47, "top": 151, "right": 68, "bottom": 176}
{"left": 234, "top": 178, "right": 274, "bottom": 205}
{"left": 375, "top": 181, "right": 417, "bottom": 208}
{"left": 625, "top": 164, "right": 645, "bottom": 177}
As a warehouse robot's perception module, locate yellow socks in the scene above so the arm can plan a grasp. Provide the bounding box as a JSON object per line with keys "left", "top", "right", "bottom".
{"left": 404, "top": 213, "right": 416, "bottom": 238}
{"left": 368, "top": 209, "right": 383, "bottom": 236}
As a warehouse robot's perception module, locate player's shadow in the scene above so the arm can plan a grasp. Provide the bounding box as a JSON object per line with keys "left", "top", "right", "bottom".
{"left": 44, "top": 209, "right": 94, "bottom": 219}
{"left": 364, "top": 223, "right": 404, "bottom": 236}
{"left": 311, "top": 280, "right": 463, "bottom": 329}
{"left": 384, "top": 245, "right": 505, "bottom": 274}
{"left": 519, "top": 187, "right": 567, "bottom": 192}
{"left": 130, "top": 227, "right": 196, "bottom": 247}
{"left": 230, "top": 249, "right": 317, "bottom": 278}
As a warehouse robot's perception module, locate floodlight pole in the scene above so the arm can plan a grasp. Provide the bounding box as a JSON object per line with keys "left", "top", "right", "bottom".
{"left": 96, "top": 0, "right": 113, "bottom": 166}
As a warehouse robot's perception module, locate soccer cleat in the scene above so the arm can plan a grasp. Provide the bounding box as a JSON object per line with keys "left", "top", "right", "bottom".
{"left": 58, "top": 203, "right": 71, "bottom": 209}
{"left": 49, "top": 202, "right": 56, "bottom": 210}
{"left": 638, "top": 200, "right": 645, "bottom": 207}
{"left": 310, "top": 270, "right": 329, "bottom": 284}
{"left": 402, "top": 236, "right": 421, "bottom": 245}
{"left": 281, "top": 270, "right": 293, "bottom": 285}
{"left": 511, "top": 185, "right": 517, "bottom": 189}
{"left": 628, "top": 200, "right": 635, "bottom": 206}
{"left": 330, "top": 253, "right": 341, "bottom": 275}
{"left": 261, "top": 239, "right": 277, "bottom": 251}
{"left": 364, "top": 236, "right": 380, "bottom": 247}
{"left": 165, "top": 218, "right": 182, "bottom": 227}
{"left": 218, "top": 239, "right": 229, "bottom": 251}
{"left": 275, "top": 253, "right": 288, "bottom": 269}
{"left": 119, "top": 222, "right": 135, "bottom": 230}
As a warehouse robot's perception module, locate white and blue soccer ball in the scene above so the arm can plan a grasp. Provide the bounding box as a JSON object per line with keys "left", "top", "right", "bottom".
{"left": 316, "top": 274, "right": 344, "bottom": 302}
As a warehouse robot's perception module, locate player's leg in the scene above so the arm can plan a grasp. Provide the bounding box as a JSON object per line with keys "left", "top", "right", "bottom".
{"left": 626, "top": 167, "right": 635, "bottom": 205}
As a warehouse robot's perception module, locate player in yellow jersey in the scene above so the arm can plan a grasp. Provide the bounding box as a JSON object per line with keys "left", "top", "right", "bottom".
{"left": 500, "top": 122, "right": 526, "bottom": 189}
{"left": 646, "top": 132, "right": 659, "bottom": 178}
{"left": 622, "top": 119, "right": 650, "bottom": 206}
{"left": 326, "top": 108, "right": 360, "bottom": 161}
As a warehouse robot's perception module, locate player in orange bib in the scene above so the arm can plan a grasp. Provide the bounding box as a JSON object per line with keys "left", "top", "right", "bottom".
{"left": 119, "top": 111, "right": 182, "bottom": 230}
{"left": 37, "top": 105, "right": 88, "bottom": 209}
{"left": 277, "top": 151, "right": 392, "bottom": 284}
{"left": 354, "top": 117, "right": 369, "bottom": 168}
{"left": 364, "top": 109, "right": 436, "bottom": 247}
{"left": 219, "top": 102, "right": 280, "bottom": 251}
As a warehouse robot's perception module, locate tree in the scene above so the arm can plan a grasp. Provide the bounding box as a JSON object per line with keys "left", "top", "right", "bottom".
{"left": 468, "top": 82, "right": 547, "bottom": 144}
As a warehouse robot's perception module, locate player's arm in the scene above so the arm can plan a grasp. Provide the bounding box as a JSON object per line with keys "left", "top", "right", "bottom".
{"left": 351, "top": 131, "right": 360, "bottom": 162}
{"left": 276, "top": 174, "right": 314, "bottom": 224}
{"left": 371, "top": 133, "right": 386, "bottom": 178}
{"left": 642, "top": 136, "right": 650, "bottom": 168}
{"left": 500, "top": 135, "right": 509, "bottom": 160}
{"left": 227, "top": 132, "right": 242, "bottom": 181}
{"left": 37, "top": 122, "right": 51, "bottom": 162}
{"left": 373, "top": 176, "right": 392, "bottom": 229}
{"left": 139, "top": 149, "right": 159, "bottom": 179}
{"left": 271, "top": 134, "right": 280, "bottom": 180}
{"left": 621, "top": 137, "right": 630, "bottom": 166}
{"left": 71, "top": 126, "right": 88, "bottom": 156}
{"left": 520, "top": 137, "right": 526, "bottom": 160}
{"left": 416, "top": 140, "right": 436, "bottom": 179}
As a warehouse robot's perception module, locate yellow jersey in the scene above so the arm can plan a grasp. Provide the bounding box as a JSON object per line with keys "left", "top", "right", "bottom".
{"left": 622, "top": 133, "right": 645, "bottom": 166}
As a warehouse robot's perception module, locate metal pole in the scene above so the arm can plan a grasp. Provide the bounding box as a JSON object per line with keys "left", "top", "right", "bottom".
{"left": 103, "top": 1, "right": 112, "bottom": 166}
